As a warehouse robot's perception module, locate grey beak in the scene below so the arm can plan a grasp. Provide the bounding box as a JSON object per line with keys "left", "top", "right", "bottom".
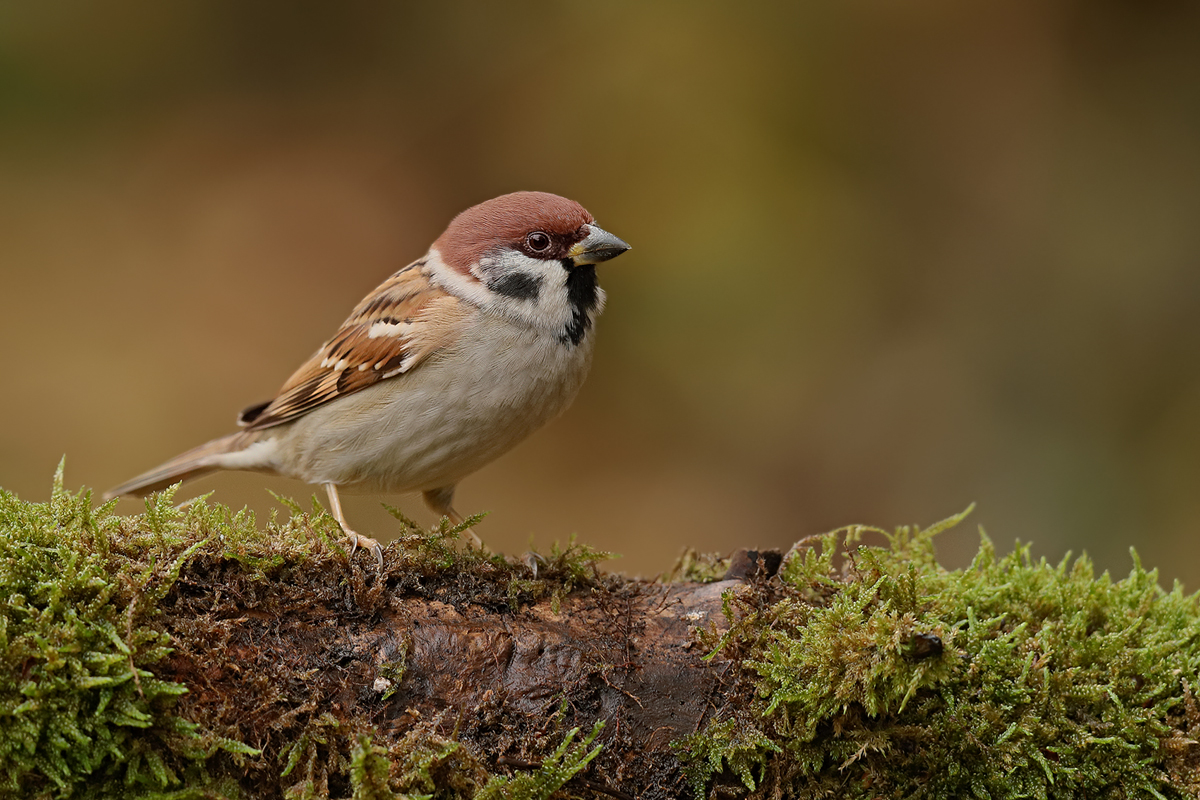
{"left": 569, "top": 223, "right": 631, "bottom": 265}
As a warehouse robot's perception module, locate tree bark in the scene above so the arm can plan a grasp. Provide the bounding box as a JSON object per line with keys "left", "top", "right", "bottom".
{"left": 157, "top": 546, "right": 775, "bottom": 799}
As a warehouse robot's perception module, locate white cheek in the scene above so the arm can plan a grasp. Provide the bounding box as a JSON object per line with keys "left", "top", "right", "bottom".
{"left": 528, "top": 266, "right": 575, "bottom": 327}
{"left": 428, "top": 247, "right": 578, "bottom": 333}
{"left": 490, "top": 252, "right": 576, "bottom": 329}
{"left": 473, "top": 250, "right": 542, "bottom": 286}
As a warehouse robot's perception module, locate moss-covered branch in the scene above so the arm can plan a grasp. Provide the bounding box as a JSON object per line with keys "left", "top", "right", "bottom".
{"left": 2, "top": 464, "right": 1199, "bottom": 799}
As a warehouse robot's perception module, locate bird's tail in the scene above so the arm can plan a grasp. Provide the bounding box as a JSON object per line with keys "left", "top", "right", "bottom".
{"left": 103, "top": 432, "right": 253, "bottom": 500}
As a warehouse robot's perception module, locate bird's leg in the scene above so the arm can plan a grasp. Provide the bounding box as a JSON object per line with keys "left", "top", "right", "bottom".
{"left": 422, "top": 486, "right": 484, "bottom": 548}
{"left": 323, "top": 482, "right": 383, "bottom": 567}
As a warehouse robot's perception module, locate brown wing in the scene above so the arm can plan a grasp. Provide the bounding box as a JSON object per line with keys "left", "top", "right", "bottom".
{"left": 239, "top": 259, "right": 473, "bottom": 431}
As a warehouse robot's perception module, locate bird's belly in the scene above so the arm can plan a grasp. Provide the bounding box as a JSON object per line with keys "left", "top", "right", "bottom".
{"left": 271, "top": 322, "right": 592, "bottom": 493}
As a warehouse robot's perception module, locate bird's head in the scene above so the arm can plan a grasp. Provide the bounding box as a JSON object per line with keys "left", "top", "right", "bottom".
{"left": 428, "top": 191, "right": 630, "bottom": 343}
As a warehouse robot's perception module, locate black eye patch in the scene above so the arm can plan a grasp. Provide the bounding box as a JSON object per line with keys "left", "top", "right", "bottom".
{"left": 490, "top": 271, "right": 543, "bottom": 301}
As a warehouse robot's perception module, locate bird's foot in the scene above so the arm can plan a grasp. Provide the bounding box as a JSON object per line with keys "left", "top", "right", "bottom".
{"left": 346, "top": 530, "right": 384, "bottom": 568}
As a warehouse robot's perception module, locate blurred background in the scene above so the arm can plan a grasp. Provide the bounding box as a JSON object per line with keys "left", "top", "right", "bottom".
{"left": 1, "top": 0, "right": 1198, "bottom": 581}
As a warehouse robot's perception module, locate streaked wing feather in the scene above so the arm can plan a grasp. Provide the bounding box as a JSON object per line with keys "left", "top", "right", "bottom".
{"left": 242, "top": 260, "right": 472, "bottom": 430}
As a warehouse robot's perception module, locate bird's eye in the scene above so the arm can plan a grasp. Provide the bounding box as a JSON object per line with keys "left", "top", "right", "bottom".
{"left": 526, "top": 232, "right": 551, "bottom": 252}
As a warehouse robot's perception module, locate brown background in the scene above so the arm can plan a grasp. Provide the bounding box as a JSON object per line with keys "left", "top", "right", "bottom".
{"left": 1, "top": 1, "right": 1198, "bottom": 582}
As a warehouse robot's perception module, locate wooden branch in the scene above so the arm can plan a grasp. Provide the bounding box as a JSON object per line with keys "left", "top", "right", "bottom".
{"left": 154, "top": 541, "right": 779, "bottom": 799}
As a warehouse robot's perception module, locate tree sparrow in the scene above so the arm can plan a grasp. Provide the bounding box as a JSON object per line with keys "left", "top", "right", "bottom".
{"left": 106, "top": 191, "right": 631, "bottom": 565}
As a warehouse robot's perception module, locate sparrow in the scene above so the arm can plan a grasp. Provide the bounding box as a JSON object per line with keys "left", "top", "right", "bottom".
{"left": 105, "top": 191, "right": 631, "bottom": 565}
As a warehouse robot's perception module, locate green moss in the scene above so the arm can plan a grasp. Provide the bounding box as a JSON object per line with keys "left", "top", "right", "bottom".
{"left": 673, "top": 717, "right": 780, "bottom": 795}
{"left": 662, "top": 549, "right": 731, "bottom": 584}
{"left": 475, "top": 722, "right": 604, "bottom": 800}
{"left": 375, "top": 506, "right": 617, "bottom": 613}
{"left": 0, "top": 466, "right": 618, "bottom": 799}
{"left": 9, "top": 465, "right": 1200, "bottom": 798}
{"left": 348, "top": 734, "right": 395, "bottom": 800}
{"left": 0, "top": 461, "right": 258, "bottom": 799}
{"left": 384, "top": 724, "right": 483, "bottom": 798}
{"left": 679, "top": 507, "right": 1200, "bottom": 798}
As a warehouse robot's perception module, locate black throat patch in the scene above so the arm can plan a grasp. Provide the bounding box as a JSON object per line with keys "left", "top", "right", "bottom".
{"left": 561, "top": 261, "right": 598, "bottom": 346}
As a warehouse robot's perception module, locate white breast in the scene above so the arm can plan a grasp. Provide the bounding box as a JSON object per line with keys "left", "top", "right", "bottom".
{"left": 268, "top": 311, "right": 594, "bottom": 493}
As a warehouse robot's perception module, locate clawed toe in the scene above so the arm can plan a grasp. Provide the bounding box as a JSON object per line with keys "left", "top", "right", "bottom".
{"left": 324, "top": 482, "right": 384, "bottom": 568}
{"left": 346, "top": 531, "right": 384, "bottom": 568}
{"left": 522, "top": 551, "right": 546, "bottom": 578}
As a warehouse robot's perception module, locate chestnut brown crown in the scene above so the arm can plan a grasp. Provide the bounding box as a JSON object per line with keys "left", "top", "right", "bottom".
{"left": 433, "top": 191, "right": 596, "bottom": 273}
